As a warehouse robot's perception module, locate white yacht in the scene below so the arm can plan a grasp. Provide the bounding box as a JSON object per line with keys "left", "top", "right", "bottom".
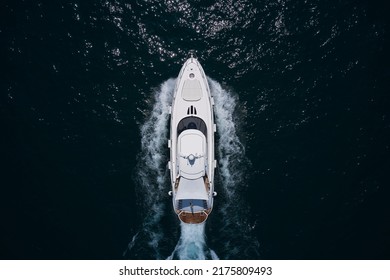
{"left": 168, "top": 56, "right": 217, "bottom": 224}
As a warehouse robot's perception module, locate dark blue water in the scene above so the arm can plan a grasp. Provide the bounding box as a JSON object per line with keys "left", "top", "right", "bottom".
{"left": 1, "top": 0, "right": 389, "bottom": 259}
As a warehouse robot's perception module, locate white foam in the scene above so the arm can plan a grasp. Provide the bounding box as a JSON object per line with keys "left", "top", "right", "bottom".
{"left": 209, "top": 78, "right": 245, "bottom": 198}
{"left": 125, "top": 232, "right": 139, "bottom": 253}
{"left": 210, "top": 249, "right": 220, "bottom": 260}
{"left": 167, "top": 223, "right": 208, "bottom": 260}
{"left": 129, "top": 79, "right": 175, "bottom": 259}
{"left": 209, "top": 78, "right": 259, "bottom": 259}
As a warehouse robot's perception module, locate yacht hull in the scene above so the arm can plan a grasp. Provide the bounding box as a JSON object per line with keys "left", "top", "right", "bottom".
{"left": 168, "top": 57, "right": 216, "bottom": 224}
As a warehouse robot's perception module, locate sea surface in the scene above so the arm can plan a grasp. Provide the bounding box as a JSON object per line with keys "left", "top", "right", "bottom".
{"left": 1, "top": 0, "right": 389, "bottom": 259}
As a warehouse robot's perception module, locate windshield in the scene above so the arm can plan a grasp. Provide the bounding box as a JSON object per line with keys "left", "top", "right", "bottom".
{"left": 178, "top": 199, "right": 207, "bottom": 212}
{"left": 177, "top": 116, "right": 207, "bottom": 136}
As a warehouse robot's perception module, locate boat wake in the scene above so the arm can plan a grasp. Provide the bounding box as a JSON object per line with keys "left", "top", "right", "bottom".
{"left": 208, "top": 78, "right": 259, "bottom": 259}
{"left": 124, "top": 79, "right": 175, "bottom": 259}
{"left": 167, "top": 223, "right": 219, "bottom": 260}
{"left": 125, "top": 77, "right": 258, "bottom": 259}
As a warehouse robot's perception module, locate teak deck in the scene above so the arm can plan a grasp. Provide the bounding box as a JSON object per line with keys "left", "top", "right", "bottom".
{"left": 177, "top": 210, "right": 211, "bottom": 224}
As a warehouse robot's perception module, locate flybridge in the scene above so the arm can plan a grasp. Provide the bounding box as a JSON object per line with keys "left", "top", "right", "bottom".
{"left": 178, "top": 130, "right": 206, "bottom": 179}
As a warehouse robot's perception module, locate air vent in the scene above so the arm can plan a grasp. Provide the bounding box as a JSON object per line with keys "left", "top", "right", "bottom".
{"left": 187, "top": 105, "right": 197, "bottom": 115}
